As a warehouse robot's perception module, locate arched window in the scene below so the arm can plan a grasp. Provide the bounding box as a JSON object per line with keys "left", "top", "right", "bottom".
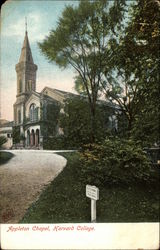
{"left": 30, "top": 104, "right": 35, "bottom": 121}
{"left": 29, "top": 104, "right": 38, "bottom": 121}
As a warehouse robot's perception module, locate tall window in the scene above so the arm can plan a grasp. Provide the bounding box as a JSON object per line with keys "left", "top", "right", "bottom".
{"left": 29, "top": 104, "right": 38, "bottom": 121}
{"left": 18, "top": 110, "right": 21, "bottom": 124}
{"left": 19, "top": 80, "right": 22, "bottom": 93}
{"left": 27, "top": 80, "right": 32, "bottom": 91}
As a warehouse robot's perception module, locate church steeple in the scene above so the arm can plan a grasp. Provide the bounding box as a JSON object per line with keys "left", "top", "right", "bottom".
{"left": 15, "top": 19, "right": 38, "bottom": 96}
{"left": 19, "top": 31, "right": 34, "bottom": 63}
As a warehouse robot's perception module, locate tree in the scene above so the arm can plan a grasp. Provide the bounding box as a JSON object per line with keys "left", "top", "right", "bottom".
{"left": 38, "top": 0, "right": 126, "bottom": 141}
{"left": 74, "top": 75, "right": 88, "bottom": 97}
{"left": 44, "top": 102, "right": 61, "bottom": 136}
{"left": 59, "top": 96, "right": 115, "bottom": 147}
{"left": 126, "top": 0, "right": 159, "bottom": 145}
{"left": 101, "top": 0, "right": 159, "bottom": 144}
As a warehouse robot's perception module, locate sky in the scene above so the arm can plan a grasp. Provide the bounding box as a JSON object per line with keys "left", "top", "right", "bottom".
{"left": 0, "top": 0, "right": 79, "bottom": 121}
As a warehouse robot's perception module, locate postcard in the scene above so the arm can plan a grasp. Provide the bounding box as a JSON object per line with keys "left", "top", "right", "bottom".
{"left": 0, "top": 0, "right": 159, "bottom": 249}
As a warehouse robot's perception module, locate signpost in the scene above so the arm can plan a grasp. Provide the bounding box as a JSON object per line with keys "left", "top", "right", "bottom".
{"left": 86, "top": 185, "right": 99, "bottom": 222}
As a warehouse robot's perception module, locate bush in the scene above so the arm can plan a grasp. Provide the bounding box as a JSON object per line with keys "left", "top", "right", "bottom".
{"left": 12, "top": 126, "right": 20, "bottom": 144}
{"left": 0, "top": 136, "right": 7, "bottom": 149}
{"left": 78, "top": 138, "right": 153, "bottom": 186}
{"left": 59, "top": 96, "right": 115, "bottom": 147}
{"left": 43, "top": 136, "right": 64, "bottom": 150}
{"left": 43, "top": 135, "right": 77, "bottom": 150}
{"left": 0, "top": 152, "right": 14, "bottom": 165}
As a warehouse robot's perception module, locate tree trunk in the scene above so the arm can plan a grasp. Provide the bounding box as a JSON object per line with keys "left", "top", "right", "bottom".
{"left": 90, "top": 103, "right": 97, "bottom": 143}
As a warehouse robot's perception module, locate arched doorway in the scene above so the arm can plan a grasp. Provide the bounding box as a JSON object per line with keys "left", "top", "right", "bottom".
{"left": 27, "top": 130, "right": 30, "bottom": 146}
{"left": 31, "top": 129, "right": 35, "bottom": 146}
{"left": 35, "top": 129, "right": 39, "bottom": 147}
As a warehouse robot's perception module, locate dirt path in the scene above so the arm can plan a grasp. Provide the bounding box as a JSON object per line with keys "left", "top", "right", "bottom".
{"left": 0, "top": 150, "right": 67, "bottom": 223}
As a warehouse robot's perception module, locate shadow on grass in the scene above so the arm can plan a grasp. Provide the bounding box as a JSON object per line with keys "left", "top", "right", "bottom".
{"left": 0, "top": 151, "right": 14, "bottom": 165}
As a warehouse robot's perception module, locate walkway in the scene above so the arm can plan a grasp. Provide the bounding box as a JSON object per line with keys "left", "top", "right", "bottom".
{"left": 0, "top": 150, "right": 67, "bottom": 223}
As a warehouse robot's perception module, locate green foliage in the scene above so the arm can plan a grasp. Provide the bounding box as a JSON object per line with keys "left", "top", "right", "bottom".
{"left": 12, "top": 126, "right": 20, "bottom": 144}
{"left": 20, "top": 134, "right": 25, "bottom": 141}
{"left": 0, "top": 152, "right": 14, "bottom": 165}
{"left": 41, "top": 101, "right": 61, "bottom": 137}
{"left": 74, "top": 75, "right": 89, "bottom": 96}
{"left": 39, "top": 0, "right": 158, "bottom": 146}
{"left": 0, "top": 136, "right": 7, "bottom": 149}
{"left": 99, "top": 0, "right": 159, "bottom": 145}
{"left": 38, "top": 0, "right": 126, "bottom": 141}
{"left": 79, "top": 138, "right": 153, "bottom": 186}
{"left": 59, "top": 96, "right": 115, "bottom": 147}
{"left": 43, "top": 135, "right": 70, "bottom": 150}
{"left": 126, "top": 0, "right": 159, "bottom": 145}
{"left": 46, "top": 102, "right": 60, "bottom": 135}
{"left": 116, "top": 112, "right": 128, "bottom": 138}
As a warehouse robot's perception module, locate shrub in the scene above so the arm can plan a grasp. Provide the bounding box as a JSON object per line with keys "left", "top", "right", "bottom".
{"left": 12, "top": 126, "right": 20, "bottom": 144}
{"left": 43, "top": 136, "right": 64, "bottom": 150}
{"left": 59, "top": 96, "right": 116, "bottom": 147}
{"left": 43, "top": 135, "right": 77, "bottom": 150}
{"left": 78, "top": 138, "right": 153, "bottom": 186}
{"left": 0, "top": 136, "right": 7, "bottom": 149}
{"left": 0, "top": 152, "right": 14, "bottom": 165}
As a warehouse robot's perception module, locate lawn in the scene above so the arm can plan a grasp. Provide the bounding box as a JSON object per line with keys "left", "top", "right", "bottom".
{"left": 0, "top": 151, "right": 14, "bottom": 165}
{"left": 21, "top": 152, "right": 159, "bottom": 223}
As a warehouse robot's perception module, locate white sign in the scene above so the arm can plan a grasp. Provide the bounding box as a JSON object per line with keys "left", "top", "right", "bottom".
{"left": 86, "top": 185, "right": 99, "bottom": 201}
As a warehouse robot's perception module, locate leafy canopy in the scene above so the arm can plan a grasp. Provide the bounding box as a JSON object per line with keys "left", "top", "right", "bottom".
{"left": 39, "top": 0, "right": 126, "bottom": 141}
{"left": 101, "top": 0, "right": 159, "bottom": 144}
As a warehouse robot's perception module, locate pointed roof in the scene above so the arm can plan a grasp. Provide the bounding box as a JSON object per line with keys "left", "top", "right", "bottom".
{"left": 19, "top": 31, "right": 34, "bottom": 63}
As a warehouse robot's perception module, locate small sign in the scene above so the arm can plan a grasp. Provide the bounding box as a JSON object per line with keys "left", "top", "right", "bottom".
{"left": 86, "top": 185, "right": 99, "bottom": 201}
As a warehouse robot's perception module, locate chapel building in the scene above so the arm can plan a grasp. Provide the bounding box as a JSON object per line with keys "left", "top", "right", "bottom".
{"left": 11, "top": 27, "right": 119, "bottom": 149}
{"left": 13, "top": 30, "right": 71, "bottom": 149}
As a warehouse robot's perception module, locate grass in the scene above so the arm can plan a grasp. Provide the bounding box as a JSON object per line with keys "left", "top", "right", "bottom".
{"left": 21, "top": 152, "right": 159, "bottom": 223}
{"left": 0, "top": 151, "right": 14, "bottom": 165}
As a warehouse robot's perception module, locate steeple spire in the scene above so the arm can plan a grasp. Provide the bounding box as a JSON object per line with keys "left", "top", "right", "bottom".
{"left": 18, "top": 19, "right": 33, "bottom": 63}
{"left": 15, "top": 19, "right": 38, "bottom": 96}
